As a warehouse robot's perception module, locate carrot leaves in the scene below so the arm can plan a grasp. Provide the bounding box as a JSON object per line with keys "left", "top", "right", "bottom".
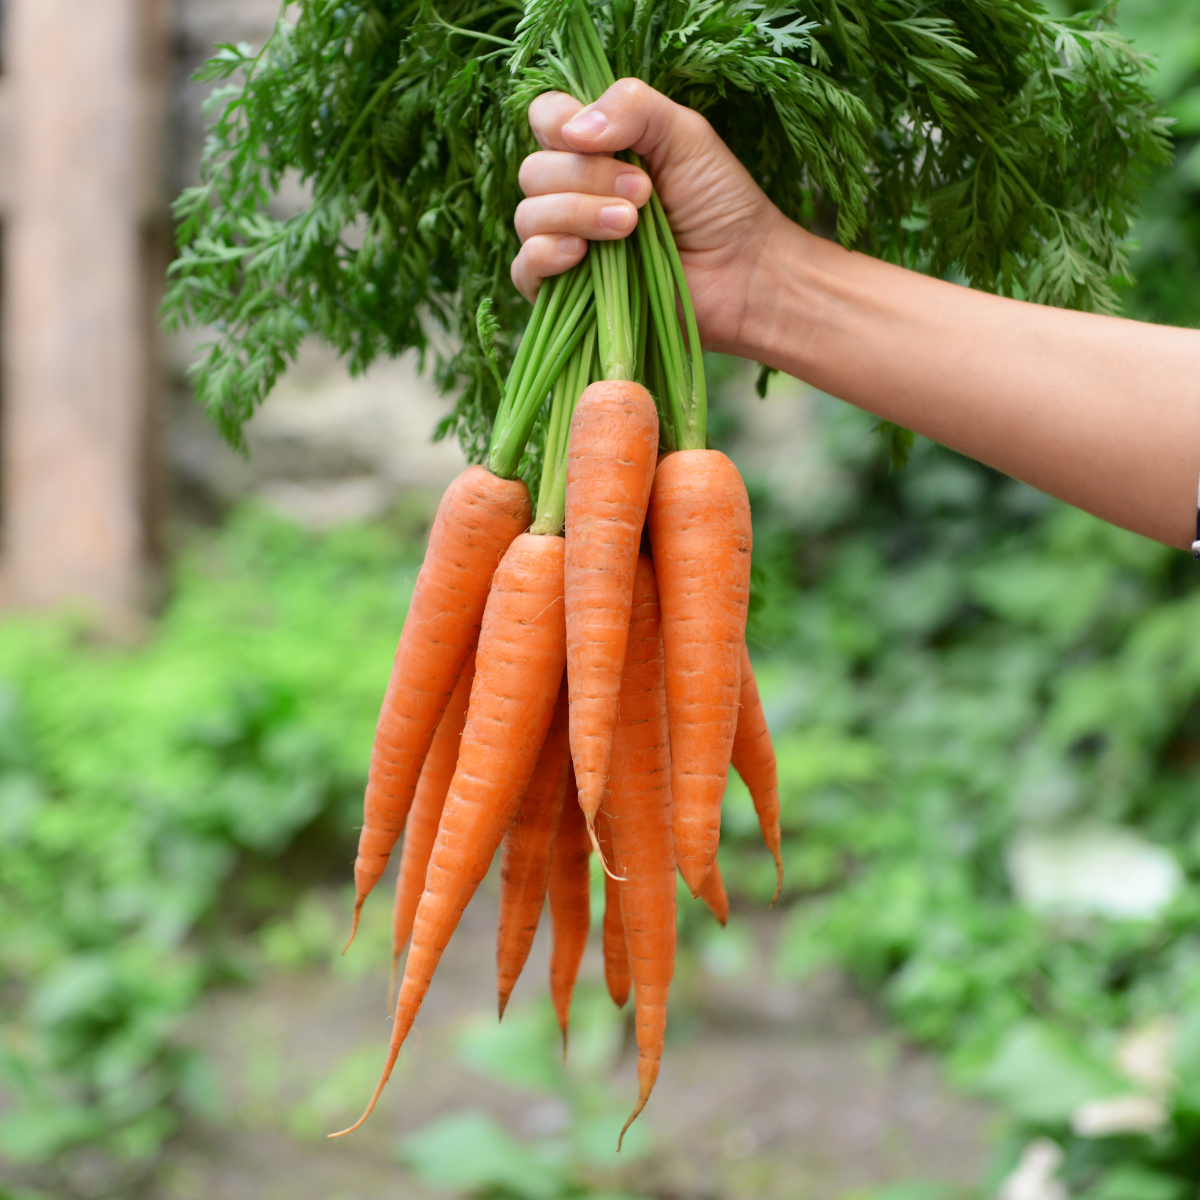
{"left": 165, "top": 0, "right": 1170, "bottom": 460}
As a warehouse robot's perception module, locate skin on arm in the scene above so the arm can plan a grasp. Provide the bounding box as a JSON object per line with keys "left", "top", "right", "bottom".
{"left": 512, "top": 80, "right": 1200, "bottom": 552}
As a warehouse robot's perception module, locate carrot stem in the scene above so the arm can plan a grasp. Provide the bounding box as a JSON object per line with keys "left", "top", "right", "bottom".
{"left": 533, "top": 322, "right": 597, "bottom": 535}
{"left": 489, "top": 264, "right": 594, "bottom": 479}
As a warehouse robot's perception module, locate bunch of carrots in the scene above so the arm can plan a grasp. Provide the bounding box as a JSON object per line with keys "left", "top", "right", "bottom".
{"left": 330, "top": 3, "right": 781, "bottom": 1146}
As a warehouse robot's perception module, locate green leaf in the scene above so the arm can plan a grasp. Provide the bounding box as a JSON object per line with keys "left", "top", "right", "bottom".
{"left": 397, "top": 1110, "right": 568, "bottom": 1197}
{"left": 974, "top": 1021, "right": 1124, "bottom": 1123}
{"left": 1086, "top": 1165, "right": 1184, "bottom": 1200}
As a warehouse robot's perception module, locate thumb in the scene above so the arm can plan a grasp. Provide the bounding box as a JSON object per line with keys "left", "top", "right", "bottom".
{"left": 562, "top": 78, "right": 703, "bottom": 173}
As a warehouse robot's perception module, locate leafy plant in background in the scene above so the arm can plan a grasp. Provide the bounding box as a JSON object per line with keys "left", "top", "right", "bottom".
{"left": 0, "top": 510, "right": 420, "bottom": 1191}
{"left": 399, "top": 989, "right": 650, "bottom": 1199}
{"left": 1098, "top": 0, "right": 1200, "bottom": 328}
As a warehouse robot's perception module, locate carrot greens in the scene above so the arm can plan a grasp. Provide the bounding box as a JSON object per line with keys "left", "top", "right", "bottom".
{"left": 165, "top": 0, "right": 1169, "bottom": 470}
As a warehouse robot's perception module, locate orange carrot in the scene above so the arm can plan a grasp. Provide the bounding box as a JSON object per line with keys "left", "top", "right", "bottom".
{"left": 596, "top": 809, "right": 630, "bottom": 1008}
{"left": 564, "top": 381, "right": 658, "bottom": 838}
{"left": 603, "top": 555, "right": 676, "bottom": 1149}
{"left": 696, "top": 856, "right": 729, "bottom": 926}
{"left": 732, "top": 643, "right": 783, "bottom": 905}
{"left": 647, "top": 451, "right": 751, "bottom": 896}
{"left": 547, "top": 772, "right": 591, "bottom": 1056}
{"left": 388, "top": 647, "right": 477, "bottom": 1003}
{"left": 348, "top": 466, "right": 531, "bottom": 947}
{"left": 332, "top": 531, "right": 565, "bottom": 1137}
{"left": 496, "top": 679, "right": 571, "bottom": 1018}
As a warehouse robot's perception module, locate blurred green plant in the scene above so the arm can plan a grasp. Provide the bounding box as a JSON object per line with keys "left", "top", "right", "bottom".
{"left": 726, "top": 385, "right": 1200, "bottom": 1079}
{"left": 398, "top": 988, "right": 650, "bottom": 1199}
{"left": 0, "top": 507, "right": 421, "bottom": 1184}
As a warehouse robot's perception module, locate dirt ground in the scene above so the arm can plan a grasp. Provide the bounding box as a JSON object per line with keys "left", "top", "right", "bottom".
{"left": 150, "top": 876, "right": 995, "bottom": 1200}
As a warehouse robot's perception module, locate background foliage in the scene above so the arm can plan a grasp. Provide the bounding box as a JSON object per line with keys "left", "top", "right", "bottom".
{"left": 3, "top": 0, "right": 1200, "bottom": 1197}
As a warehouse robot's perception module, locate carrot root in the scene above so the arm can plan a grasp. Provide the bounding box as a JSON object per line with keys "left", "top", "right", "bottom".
{"left": 348, "top": 466, "right": 530, "bottom": 944}
{"left": 732, "top": 642, "right": 783, "bottom": 905}
{"left": 648, "top": 450, "right": 751, "bottom": 896}
{"left": 565, "top": 381, "right": 658, "bottom": 827}
{"left": 335, "top": 532, "right": 566, "bottom": 1135}
{"left": 496, "top": 679, "right": 572, "bottom": 1018}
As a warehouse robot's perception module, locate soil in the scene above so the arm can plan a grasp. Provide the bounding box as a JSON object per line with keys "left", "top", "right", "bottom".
{"left": 150, "top": 877, "right": 994, "bottom": 1200}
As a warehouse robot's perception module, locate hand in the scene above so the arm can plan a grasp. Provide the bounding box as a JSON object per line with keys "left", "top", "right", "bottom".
{"left": 511, "top": 79, "right": 784, "bottom": 355}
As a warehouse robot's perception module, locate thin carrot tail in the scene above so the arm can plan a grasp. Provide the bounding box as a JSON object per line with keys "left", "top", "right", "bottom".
{"left": 770, "top": 850, "right": 783, "bottom": 908}
{"left": 586, "top": 821, "right": 626, "bottom": 881}
{"left": 559, "top": 1025, "right": 569, "bottom": 1065}
{"left": 617, "top": 1063, "right": 659, "bottom": 1152}
{"left": 327, "top": 1039, "right": 402, "bottom": 1139}
{"left": 498, "top": 988, "right": 512, "bottom": 1021}
{"left": 342, "top": 900, "right": 363, "bottom": 955}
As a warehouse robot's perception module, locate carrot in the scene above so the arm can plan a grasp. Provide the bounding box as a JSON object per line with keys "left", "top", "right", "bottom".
{"left": 331, "top": 531, "right": 565, "bottom": 1137}
{"left": 602, "top": 555, "right": 676, "bottom": 1149}
{"left": 696, "top": 856, "right": 729, "bottom": 926}
{"left": 596, "top": 809, "right": 630, "bottom": 1008}
{"left": 732, "top": 643, "right": 783, "bottom": 905}
{"left": 547, "top": 772, "right": 591, "bottom": 1057}
{"left": 387, "top": 647, "right": 477, "bottom": 1005}
{"left": 564, "top": 380, "right": 658, "bottom": 838}
{"left": 647, "top": 450, "right": 752, "bottom": 896}
{"left": 348, "top": 466, "right": 531, "bottom": 948}
{"left": 496, "top": 678, "right": 571, "bottom": 1018}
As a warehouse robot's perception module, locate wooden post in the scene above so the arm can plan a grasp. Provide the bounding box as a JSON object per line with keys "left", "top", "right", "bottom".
{"left": 1, "top": 0, "right": 165, "bottom": 617}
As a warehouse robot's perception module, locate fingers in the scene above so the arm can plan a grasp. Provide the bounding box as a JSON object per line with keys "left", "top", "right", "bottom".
{"left": 519, "top": 150, "right": 651, "bottom": 206}
{"left": 528, "top": 92, "right": 585, "bottom": 151}
{"left": 559, "top": 78, "right": 708, "bottom": 171}
{"left": 514, "top": 191, "right": 640, "bottom": 246}
{"left": 511, "top": 235, "right": 587, "bottom": 304}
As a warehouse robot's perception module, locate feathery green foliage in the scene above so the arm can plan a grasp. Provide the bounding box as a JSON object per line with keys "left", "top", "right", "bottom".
{"left": 164, "top": 0, "right": 1169, "bottom": 461}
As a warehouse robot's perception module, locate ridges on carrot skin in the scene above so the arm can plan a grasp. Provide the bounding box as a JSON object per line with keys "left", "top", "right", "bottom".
{"left": 496, "top": 679, "right": 571, "bottom": 1019}
{"left": 603, "top": 556, "right": 676, "bottom": 1151}
{"left": 596, "top": 809, "right": 630, "bottom": 1008}
{"left": 732, "top": 643, "right": 783, "bottom": 906}
{"left": 548, "top": 772, "right": 591, "bottom": 1061}
{"left": 647, "top": 450, "right": 752, "bottom": 898}
{"left": 347, "top": 466, "right": 531, "bottom": 951}
{"left": 564, "top": 381, "right": 658, "bottom": 849}
{"left": 331, "top": 531, "right": 565, "bottom": 1138}
{"left": 387, "top": 647, "right": 477, "bottom": 1011}
{"left": 696, "top": 856, "right": 729, "bottom": 926}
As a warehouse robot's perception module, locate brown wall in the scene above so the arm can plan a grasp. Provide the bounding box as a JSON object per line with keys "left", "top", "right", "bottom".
{"left": 0, "top": 0, "right": 167, "bottom": 617}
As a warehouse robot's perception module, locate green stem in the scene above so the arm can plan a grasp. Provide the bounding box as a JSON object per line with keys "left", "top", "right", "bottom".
{"left": 488, "top": 265, "right": 594, "bottom": 478}
{"left": 652, "top": 192, "right": 706, "bottom": 448}
{"left": 532, "top": 321, "right": 598, "bottom": 535}
{"left": 569, "top": 6, "right": 634, "bottom": 382}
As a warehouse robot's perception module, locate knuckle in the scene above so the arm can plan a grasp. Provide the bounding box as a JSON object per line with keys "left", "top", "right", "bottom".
{"left": 513, "top": 198, "right": 536, "bottom": 241}
{"left": 611, "top": 77, "right": 647, "bottom": 106}
{"left": 517, "top": 154, "right": 539, "bottom": 196}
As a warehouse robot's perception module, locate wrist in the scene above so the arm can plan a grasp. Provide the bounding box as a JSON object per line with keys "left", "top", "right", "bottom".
{"left": 723, "top": 210, "right": 823, "bottom": 371}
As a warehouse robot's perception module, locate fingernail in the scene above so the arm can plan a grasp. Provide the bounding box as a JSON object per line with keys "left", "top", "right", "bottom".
{"left": 599, "top": 205, "right": 633, "bottom": 232}
{"left": 558, "top": 235, "right": 583, "bottom": 256}
{"left": 614, "top": 172, "right": 646, "bottom": 202}
{"left": 565, "top": 108, "right": 608, "bottom": 138}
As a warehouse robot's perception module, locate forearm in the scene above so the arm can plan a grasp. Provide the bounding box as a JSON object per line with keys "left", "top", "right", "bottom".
{"left": 738, "top": 216, "right": 1200, "bottom": 550}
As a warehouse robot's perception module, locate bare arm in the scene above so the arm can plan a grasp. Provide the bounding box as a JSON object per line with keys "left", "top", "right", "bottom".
{"left": 513, "top": 80, "right": 1200, "bottom": 551}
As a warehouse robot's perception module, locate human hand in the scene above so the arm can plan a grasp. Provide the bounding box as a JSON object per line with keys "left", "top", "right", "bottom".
{"left": 511, "top": 79, "right": 784, "bottom": 356}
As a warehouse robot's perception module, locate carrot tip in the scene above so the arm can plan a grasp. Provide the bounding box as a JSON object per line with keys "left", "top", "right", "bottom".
{"left": 342, "top": 901, "right": 364, "bottom": 956}
{"left": 617, "top": 1100, "right": 646, "bottom": 1153}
